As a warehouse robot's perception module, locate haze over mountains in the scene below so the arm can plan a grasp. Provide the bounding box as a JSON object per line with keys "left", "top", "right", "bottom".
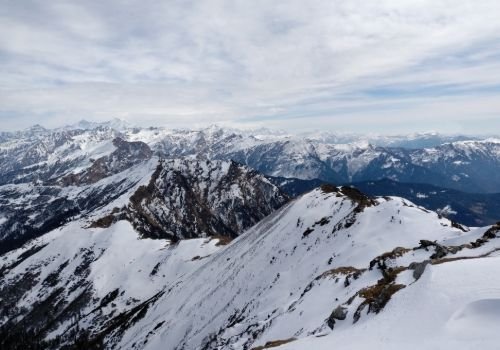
{"left": 0, "top": 120, "right": 499, "bottom": 349}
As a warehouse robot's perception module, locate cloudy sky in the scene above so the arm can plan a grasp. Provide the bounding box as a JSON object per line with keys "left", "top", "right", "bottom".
{"left": 1, "top": 0, "right": 500, "bottom": 133}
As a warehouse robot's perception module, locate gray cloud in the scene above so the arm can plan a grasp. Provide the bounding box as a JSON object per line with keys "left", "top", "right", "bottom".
{"left": 1, "top": 0, "right": 500, "bottom": 132}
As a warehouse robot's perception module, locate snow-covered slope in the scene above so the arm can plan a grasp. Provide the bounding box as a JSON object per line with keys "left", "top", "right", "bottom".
{"left": 0, "top": 126, "right": 122, "bottom": 185}
{"left": 0, "top": 220, "right": 227, "bottom": 348}
{"left": 115, "top": 187, "right": 498, "bottom": 350}
{"left": 278, "top": 254, "right": 500, "bottom": 350}
{"left": 2, "top": 184, "right": 498, "bottom": 349}
{"left": 2, "top": 121, "right": 499, "bottom": 349}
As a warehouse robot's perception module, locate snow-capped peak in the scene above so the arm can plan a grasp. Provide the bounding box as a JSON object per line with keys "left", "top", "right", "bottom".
{"left": 63, "top": 118, "right": 133, "bottom": 131}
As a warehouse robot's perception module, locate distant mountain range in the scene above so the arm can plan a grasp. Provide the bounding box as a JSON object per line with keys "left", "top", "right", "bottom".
{"left": 1, "top": 122, "right": 499, "bottom": 192}
{"left": 1, "top": 120, "right": 499, "bottom": 349}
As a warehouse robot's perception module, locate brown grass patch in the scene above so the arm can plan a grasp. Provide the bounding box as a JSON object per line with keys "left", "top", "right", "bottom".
{"left": 316, "top": 266, "right": 366, "bottom": 280}
{"left": 359, "top": 283, "right": 405, "bottom": 304}
{"left": 210, "top": 235, "right": 233, "bottom": 246}
{"left": 251, "top": 338, "right": 297, "bottom": 350}
{"left": 320, "top": 184, "right": 338, "bottom": 193}
{"left": 354, "top": 283, "right": 406, "bottom": 322}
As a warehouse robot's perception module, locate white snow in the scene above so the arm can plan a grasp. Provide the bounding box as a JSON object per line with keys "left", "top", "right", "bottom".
{"left": 112, "top": 190, "right": 496, "bottom": 350}
{"left": 437, "top": 205, "right": 458, "bottom": 216}
{"left": 280, "top": 256, "right": 500, "bottom": 350}
{"left": 2, "top": 186, "right": 499, "bottom": 349}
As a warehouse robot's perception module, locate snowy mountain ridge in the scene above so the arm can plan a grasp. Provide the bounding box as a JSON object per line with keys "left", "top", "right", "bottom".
{"left": 1, "top": 185, "right": 499, "bottom": 349}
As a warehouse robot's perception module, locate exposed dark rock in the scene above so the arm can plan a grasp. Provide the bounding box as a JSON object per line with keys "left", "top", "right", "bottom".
{"left": 408, "top": 260, "right": 431, "bottom": 280}
{"left": 302, "top": 227, "right": 314, "bottom": 238}
{"left": 250, "top": 338, "right": 297, "bottom": 350}
{"left": 482, "top": 223, "right": 500, "bottom": 239}
{"left": 417, "top": 240, "right": 449, "bottom": 259}
{"left": 327, "top": 306, "right": 348, "bottom": 329}
{"left": 320, "top": 184, "right": 339, "bottom": 193}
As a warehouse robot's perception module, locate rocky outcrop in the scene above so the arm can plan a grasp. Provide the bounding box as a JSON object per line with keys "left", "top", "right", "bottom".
{"left": 93, "top": 159, "right": 289, "bottom": 240}
{"left": 408, "top": 260, "right": 431, "bottom": 280}
{"left": 327, "top": 306, "right": 348, "bottom": 329}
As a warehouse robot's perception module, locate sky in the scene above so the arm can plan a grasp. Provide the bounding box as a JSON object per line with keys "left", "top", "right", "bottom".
{"left": 1, "top": 0, "right": 500, "bottom": 133}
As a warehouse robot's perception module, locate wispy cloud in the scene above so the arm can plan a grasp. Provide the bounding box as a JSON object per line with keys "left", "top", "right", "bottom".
{"left": 1, "top": 0, "right": 500, "bottom": 132}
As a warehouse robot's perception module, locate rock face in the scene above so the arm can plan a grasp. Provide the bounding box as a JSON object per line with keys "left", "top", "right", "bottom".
{"left": 408, "top": 260, "right": 431, "bottom": 280}
{"left": 327, "top": 306, "right": 348, "bottom": 329}
{"left": 94, "top": 158, "right": 288, "bottom": 241}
